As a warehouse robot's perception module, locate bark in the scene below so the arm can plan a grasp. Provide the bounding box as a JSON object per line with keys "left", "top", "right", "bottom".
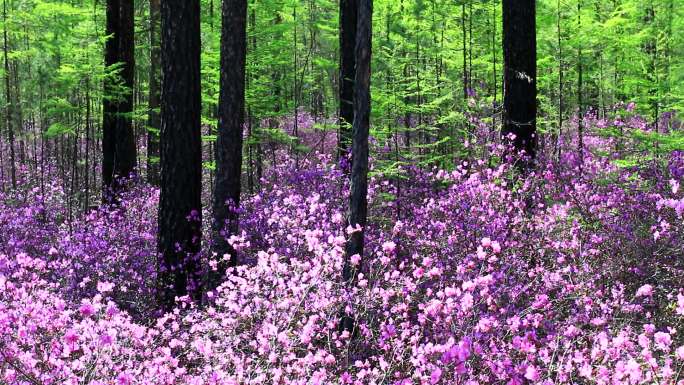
{"left": 502, "top": 0, "right": 537, "bottom": 169}
{"left": 147, "top": 0, "right": 161, "bottom": 185}
{"left": 577, "top": 0, "right": 583, "bottom": 168}
{"left": 210, "top": 0, "right": 247, "bottom": 286}
{"left": 462, "top": 2, "right": 467, "bottom": 100}
{"left": 158, "top": 0, "right": 203, "bottom": 312}
{"left": 102, "top": 0, "right": 118, "bottom": 199}
{"left": 342, "top": 0, "right": 372, "bottom": 332}
{"left": 338, "top": 0, "right": 357, "bottom": 161}
{"left": 3, "top": 0, "right": 15, "bottom": 189}
{"left": 556, "top": 0, "right": 563, "bottom": 162}
{"left": 103, "top": 0, "right": 136, "bottom": 202}
{"left": 115, "top": 0, "right": 137, "bottom": 182}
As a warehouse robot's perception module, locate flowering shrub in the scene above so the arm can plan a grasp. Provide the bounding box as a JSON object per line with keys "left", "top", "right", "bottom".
{"left": 1, "top": 109, "right": 683, "bottom": 384}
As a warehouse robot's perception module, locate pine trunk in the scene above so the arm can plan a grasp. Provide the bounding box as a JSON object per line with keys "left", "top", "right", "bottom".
{"left": 147, "top": 0, "right": 161, "bottom": 185}
{"left": 342, "top": 0, "right": 372, "bottom": 332}
{"left": 502, "top": 0, "right": 537, "bottom": 168}
{"left": 211, "top": 0, "right": 247, "bottom": 285}
{"left": 158, "top": 0, "right": 203, "bottom": 312}
{"left": 115, "top": 0, "right": 137, "bottom": 182}
{"left": 338, "top": 0, "right": 357, "bottom": 161}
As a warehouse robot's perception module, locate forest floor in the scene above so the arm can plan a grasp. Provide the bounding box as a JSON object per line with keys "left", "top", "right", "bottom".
{"left": 1, "top": 110, "right": 684, "bottom": 384}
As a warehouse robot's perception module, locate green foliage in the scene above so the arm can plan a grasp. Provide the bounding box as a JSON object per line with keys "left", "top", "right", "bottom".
{"left": 2, "top": 0, "right": 683, "bottom": 184}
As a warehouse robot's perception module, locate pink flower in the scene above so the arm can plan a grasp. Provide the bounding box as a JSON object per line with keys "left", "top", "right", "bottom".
{"left": 64, "top": 330, "right": 79, "bottom": 346}
{"left": 625, "top": 359, "right": 642, "bottom": 383}
{"left": 79, "top": 302, "right": 95, "bottom": 317}
{"left": 635, "top": 284, "right": 654, "bottom": 297}
{"left": 117, "top": 372, "right": 132, "bottom": 385}
{"left": 430, "top": 367, "right": 442, "bottom": 384}
{"left": 481, "top": 237, "right": 492, "bottom": 247}
{"left": 676, "top": 346, "right": 684, "bottom": 360}
{"left": 340, "top": 372, "right": 352, "bottom": 384}
{"left": 382, "top": 241, "right": 396, "bottom": 254}
{"left": 350, "top": 254, "right": 361, "bottom": 266}
{"left": 461, "top": 293, "right": 474, "bottom": 311}
{"left": 677, "top": 293, "right": 684, "bottom": 315}
{"left": 97, "top": 281, "right": 114, "bottom": 293}
{"left": 524, "top": 365, "right": 540, "bottom": 382}
{"left": 654, "top": 332, "right": 672, "bottom": 350}
{"left": 99, "top": 333, "right": 114, "bottom": 346}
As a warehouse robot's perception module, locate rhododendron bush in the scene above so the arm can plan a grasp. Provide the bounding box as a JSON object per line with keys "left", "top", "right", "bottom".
{"left": 1, "top": 111, "right": 684, "bottom": 384}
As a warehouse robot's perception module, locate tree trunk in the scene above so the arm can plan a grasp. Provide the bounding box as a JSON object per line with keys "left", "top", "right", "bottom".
{"left": 342, "top": 0, "right": 372, "bottom": 333}
{"left": 576, "top": 0, "right": 583, "bottom": 169}
{"left": 158, "top": 0, "right": 203, "bottom": 313}
{"left": 115, "top": 0, "right": 137, "bottom": 182}
{"left": 502, "top": 0, "right": 537, "bottom": 169}
{"left": 103, "top": 0, "right": 136, "bottom": 202}
{"left": 3, "top": 0, "right": 16, "bottom": 189}
{"left": 338, "top": 0, "right": 357, "bottom": 161}
{"left": 147, "top": 0, "right": 161, "bottom": 185}
{"left": 210, "top": 0, "right": 247, "bottom": 286}
{"left": 556, "top": 0, "right": 563, "bottom": 162}
{"left": 102, "top": 0, "right": 119, "bottom": 200}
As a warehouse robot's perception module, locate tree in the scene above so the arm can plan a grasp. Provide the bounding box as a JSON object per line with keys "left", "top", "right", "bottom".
{"left": 501, "top": 0, "right": 537, "bottom": 168}
{"left": 158, "top": 0, "right": 203, "bottom": 312}
{"left": 338, "top": 0, "right": 357, "bottom": 161}
{"left": 102, "top": 0, "right": 119, "bottom": 198}
{"left": 147, "top": 0, "right": 161, "bottom": 186}
{"left": 210, "top": 0, "right": 247, "bottom": 286}
{"left": 342, "top": 0, "right": 372, "bottom": 332}
{"left": 116, "top": 0, "right": 137, "bottom": 182}
{"left": 3, "top": 0, "right": 15, "bottom": 189}
{"left": 102, "top": 0, "right": 137, "bottom": 202}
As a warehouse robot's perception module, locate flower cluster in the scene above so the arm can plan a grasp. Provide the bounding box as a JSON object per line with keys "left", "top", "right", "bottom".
{"left": 0, "top": 107, "right": 683, "bottom": 384}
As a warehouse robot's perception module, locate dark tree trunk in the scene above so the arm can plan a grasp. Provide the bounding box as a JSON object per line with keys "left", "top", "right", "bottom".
{"left": 158, "top": 0, "right": 203, "bottom": 313}
{"left": 85, "top": 78, "right": 91, "bottom": 211}
{"left": 502, "top": 0, "right": 537, "bottom": 168}
{"left": 342, "top": 0, "right": 372, "bottom": 333}
{"left": 115, "top": 0, "right": 137, "bottom": 181}
{"left": 338, "top": 0, "right": 357, "bottom": 161}
{"left": 3, "top": 0, "right": 15, "bottom": 189}
{"left": 210, "top": 0, "right": 247, "bottom": 286}
{"left": 147, "top": 0, "right": 161, "bottom": 185}
{"left": 576, "top": 0, "right": 583, "bottom": 168}
{"left": 103, "top": 0, "right": 136, "bottom": 202}
{"left": 102, "top": 0, "right": 118, "bottom": 200}
{"left": 462, "top": 2, "right": 468, "bottom": 100}
{"left": 556, "top": 0, "right": 563, "bottom": 162}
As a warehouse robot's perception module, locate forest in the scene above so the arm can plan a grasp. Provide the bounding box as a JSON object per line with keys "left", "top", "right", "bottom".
{"left": 1, "top": 0, "right": 684, "bottom": 383}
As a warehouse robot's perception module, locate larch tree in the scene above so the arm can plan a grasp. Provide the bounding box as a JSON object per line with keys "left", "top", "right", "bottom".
{"left": 102, "top": 0, "right": 119, "bottom": 201}
{"left": 158, "top": 0, "right": 203, "bottom": 312}
{"left": 102, "top": 0, "right": 136, "bottom": 202}
{"left": 3, "top": 0, "right": 16, "bottom": 189}
{"left": 338, "top": 0, "right": 357, "bottom": 161}
{"left": 501, "top": 0, "right": 537, "bottom": 168}
{"left": 147, "top": 0, "right": 161, "bottom": 186}
{"left": 210, "top": 0, "right": 247, "bottom": 286}
{"left": 342, "top": 0, "right": 372, "bottom": 333}
{"left": 116, "top": 0, "right": 137, "bottom": 182}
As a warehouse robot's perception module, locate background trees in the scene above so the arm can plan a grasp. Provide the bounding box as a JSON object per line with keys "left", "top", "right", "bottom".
{"left": 0, "top": 0, "right": 679, "bottom": 210}
{"left": 0, "top": 0, "right": 680, "bottom": 307}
